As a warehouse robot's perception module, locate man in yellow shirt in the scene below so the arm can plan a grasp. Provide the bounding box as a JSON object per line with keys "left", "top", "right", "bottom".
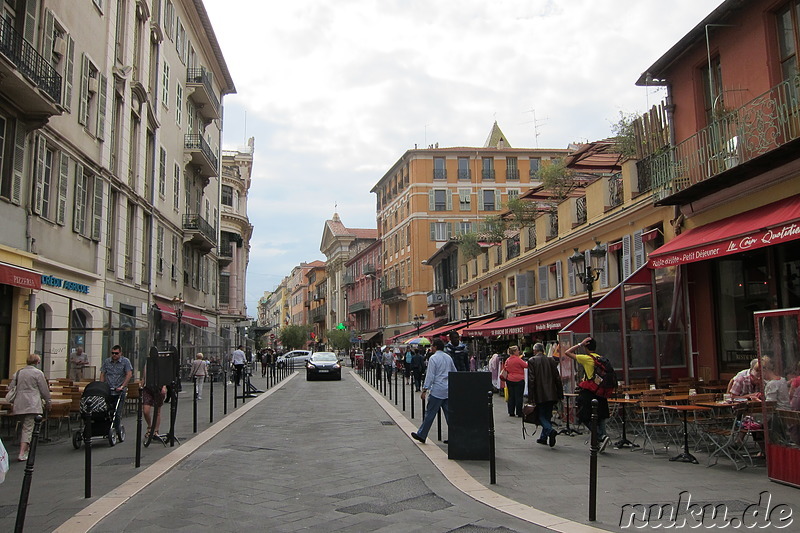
{"left": 564, "top": 336, "right": 611, "bottom": 452}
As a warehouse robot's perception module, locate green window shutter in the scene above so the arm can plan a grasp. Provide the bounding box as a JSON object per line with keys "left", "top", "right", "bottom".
{"left": 446, "top": 222, "right": 453, "bottom": 239}
{"left": 23, "top": 0, "right": 36, "bottom": 45}
{"left": 73, "top": 163, "right": 85, "bottom": 234}
{"left": 446, "top": 189, "right": 452, "bottom": 210}
{"left": 11, "top": 123, "right": 26, "bottom": 205}
{"left": 43, "top": 11, "right": 55, "bottom": 64}
{"left": 63, "top": 36, "right": 74, "bottom": 111}
{"left": 429, "top": 222, "right": 435, "bottom": 241}
{"left": 56, "top": 153, "right": 69, "bottom": 225}
{"left": 428, "top": 189, "right": 435, "bottom": 210}
{"left": 32, "top": 134, "right": 46, "bottom": 214}
{"left": 92, "top": 176, "right": 103, "bottom": 241}
{"left": 78, "top": 54, "right": 89, "bottom": 125}
{"left": 96, "top": 74, "right": 107, "bottom": 139}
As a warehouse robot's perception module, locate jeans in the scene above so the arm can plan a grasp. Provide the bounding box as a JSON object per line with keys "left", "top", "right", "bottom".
{"left": 412, "top": 369, "right": 422, "bottom": 391}
{"left": 506, "top": 380, "right": 525, "bottom": 416}
{"left": 537, "top": 401, "right": 556, "bottom": 439}
{"left": 416, "top": 394, "right": 449, "bottom": 440}
{"left": 194, "top": 376, "right": 205, "bottom": 398}
{"left": 233, "top": 364, "right": 244, "bottom": 386}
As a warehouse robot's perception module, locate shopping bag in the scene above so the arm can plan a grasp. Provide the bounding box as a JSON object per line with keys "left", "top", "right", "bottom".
{"left": 504, "top": 387, "right": 509, "bottom": 402}
{"left": 0, "top": 437, "right": 9, "bottom": 484}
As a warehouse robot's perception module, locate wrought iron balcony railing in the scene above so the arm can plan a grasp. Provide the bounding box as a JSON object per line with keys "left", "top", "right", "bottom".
{"left": 433, "top": 168, "right": 447, "bottom": 180}
{"left": 482, "top": 168, "right": 495, "bottom": 180}
{"left": 506, "top": 168, "right": 520, "bottom": 180}
{"left": 183, "top": 213, "right": 216, "bottom": 245}
{"left": 608, "top": 173, "right": 623, "bottom": 208}
{"left": 0, "top": 17, "right": 62, "bottom": 103}
{"left": 186, "top": 68, "right": 220, "bottom": 114}
{"left": 457, "top": 168, "right": 471, "bottom": 180}
{"left": 643, "top": 75, "right": 800, "bottom": 204}
{"left": 575, "top": 196, "right": 587, "bottom": 225}
{"left": 184, "top": 134, "right": 219, "bottom": 177}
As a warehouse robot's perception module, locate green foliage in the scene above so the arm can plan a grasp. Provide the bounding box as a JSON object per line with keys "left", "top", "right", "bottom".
{"left": 326, "top": 329, "right": 352, "bottom": 351}
{"left": 457, "top": 216, "right": 507, "bottom": 259}
{"left": 504, "top": 197, "right": 539, "bottom": 229}
{"left": 535, "top": 158, "right": 576, "bottom": 199}
{"left": 611, "top": 111, "right": 639, "bottom": 158}
{"left": 279, "top": 324, "right": 312, "bottom": 350}
{"left": 457, "top": 232, "right": 483, "bottom": 260}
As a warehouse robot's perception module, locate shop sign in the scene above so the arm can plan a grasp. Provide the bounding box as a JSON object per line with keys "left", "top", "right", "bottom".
{"left": 41, "top": 275, "right": 90, "bottom": 294}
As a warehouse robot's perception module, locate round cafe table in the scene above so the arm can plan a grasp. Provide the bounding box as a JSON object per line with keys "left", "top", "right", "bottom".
{"left": 660, "top": 404, "right": 711, "bottom": 464}
{"left": 608, "top": 398, "right": 640, "bottom": 449}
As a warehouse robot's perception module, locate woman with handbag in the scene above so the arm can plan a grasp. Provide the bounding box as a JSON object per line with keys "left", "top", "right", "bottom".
{"left": 6, "top": 354, "right": 51, "bottom": 461}
{"left": 503, "top": 346, "right": 527, "bottom": 417}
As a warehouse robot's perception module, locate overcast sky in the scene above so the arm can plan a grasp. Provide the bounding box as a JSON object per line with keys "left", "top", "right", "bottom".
{"left": 201, "top": 0, "right": 722, "bottom": 316}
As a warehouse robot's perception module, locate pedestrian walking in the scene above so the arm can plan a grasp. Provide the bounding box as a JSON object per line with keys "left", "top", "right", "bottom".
{"left": 564, "top": 336, "right": 612, "bottom": 452}
{"left": 6, "top": 354, "right": 51, "bottom": 461}
{"left": 411, "top": 338, "right": 456, "bottom": 444}
{"left": 503, "top": 346, "right": 527, "bottom": 417}
{"left": 190, "top": 352, "right": 207, "bottom": 400}
{"left": 527, "top": 342, "right": 563, "bottom": 447}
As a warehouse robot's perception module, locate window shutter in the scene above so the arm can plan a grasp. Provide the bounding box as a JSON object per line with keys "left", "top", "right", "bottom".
{"left": 599, "top": 243, "right": 609, "bottom": 288}
{"left": 78, "top": 54, "right": 89, "bottom": 125}
{"left": 428, "top": 190, "right": 435, "bottom": 210}
{"left": 33, "top": 134, "right": 46, "bottom": 214}
{"left": 92, "top": 176, "right": 103, "bottom": 241}
{"left": 429, "top": 222, "right": 435, "bottom": 241}
{"left": 516, "top": 273, "right": 528, "bottom": 305}
{"left": 23, "top": 0, "right": 36, "bottom": 45}
{"left": 555, "top": 260, "right": 563, "bottom": 298}
{"left": 56, "top": 153, "right": 69, "bottom": 225}
{"left": 527, "top": 271, "right": 536, "bottom": 305}
{"left": 446, "top": 222, "right": 453, "bottom": 239}
{"left": 73, "top": 163, "right": 85, "bottom": 234}
{"left": 633, "top": 229, "right": 645, "bottom": 268}
{"left": 622, "top": 234, "right": 632, "bottom": 280}
{"left": 11, "top": 124, "right": 26, "bottom": 205}
{"left": 538, "top": 265, "right": 549, "bottom": 302}
{"left": 567, "top": 256, "right": 576, "bottom": 296}
{"left": 96, "top": 75, "right": 107, "bottom": 139}
{"left": 43, "top": 10, "right": 55, "bottom": 62}
{"left": 63, "top": 36, "right": 75, "bottom": 111}
{"left": 446, "top": 189, "right": 453, "bottom": 210}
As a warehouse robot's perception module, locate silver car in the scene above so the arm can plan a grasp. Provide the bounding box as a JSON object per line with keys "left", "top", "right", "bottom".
{"left": 275, "top": 350, "right": 312, "bottom": 368}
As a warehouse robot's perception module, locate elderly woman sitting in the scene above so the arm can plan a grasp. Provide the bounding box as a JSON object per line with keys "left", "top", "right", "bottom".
{"left": 7, "top": 354, "right": 51, "bottom": 461}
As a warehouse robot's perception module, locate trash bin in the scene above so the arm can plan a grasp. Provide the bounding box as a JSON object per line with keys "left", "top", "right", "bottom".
{"left": 448, "top": 371, "right": 492, "bottom": 460}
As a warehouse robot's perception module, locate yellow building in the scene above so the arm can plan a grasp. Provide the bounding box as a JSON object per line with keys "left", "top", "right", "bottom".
{"left": 371, "top": 123, "right": 569, "bottom": 339}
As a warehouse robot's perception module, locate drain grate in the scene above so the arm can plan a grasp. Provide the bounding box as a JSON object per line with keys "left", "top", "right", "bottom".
{"left": 99, "top": 457, "right": 134, "bottom": 466}
{"left": 380, "top": 420, "right": 394, "bottom": 426}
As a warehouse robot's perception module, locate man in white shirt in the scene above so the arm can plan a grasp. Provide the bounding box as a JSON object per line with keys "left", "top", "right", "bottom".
{"left": 231, "top": 345, "right": 246, "bottom": 386}
{"left": 411, "top": 339, "right": 457, "bottom": 444}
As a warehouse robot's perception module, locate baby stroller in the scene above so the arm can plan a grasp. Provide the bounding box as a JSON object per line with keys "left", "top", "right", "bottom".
{"left": 72, "top": 381, "right": 126, "bottom": 449}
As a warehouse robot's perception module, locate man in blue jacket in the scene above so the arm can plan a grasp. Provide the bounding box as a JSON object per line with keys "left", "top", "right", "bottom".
{"left": 411, "top": 338, "right": 457, "bottom": 444}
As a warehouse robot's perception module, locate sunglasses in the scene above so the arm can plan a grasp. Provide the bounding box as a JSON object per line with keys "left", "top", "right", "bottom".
{"left": 111, "top": 351, "right": 120, "bottom": 355}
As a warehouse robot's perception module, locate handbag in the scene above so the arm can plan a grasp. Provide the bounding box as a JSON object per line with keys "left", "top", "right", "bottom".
{"left": 522, "top": 403, "right": 539, "bottom": 424}
{"left": 500, "top": 369, "right": 508, "bottom": 380}
{"left": 4, "top": 386, "right": 15, "bottom": 404}
{"left": 0, "top": 437, "right": 8, "bottom": 484}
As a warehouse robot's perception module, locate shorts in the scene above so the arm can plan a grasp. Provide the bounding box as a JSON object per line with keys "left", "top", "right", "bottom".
{"left": 142, "top": 386, "right": 166, "bottom": 407}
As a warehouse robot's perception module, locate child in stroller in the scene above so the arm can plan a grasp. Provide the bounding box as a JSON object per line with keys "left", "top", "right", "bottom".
{"left": 72, "top": 381, "right": 126, "bottom": 448}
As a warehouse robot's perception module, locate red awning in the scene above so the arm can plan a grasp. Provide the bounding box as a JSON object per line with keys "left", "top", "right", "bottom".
{"left": 648, "top": 195, "right": 800, "bottom": 269}
{"left": 456, "top": 317, "right": 496, "bottom": 337}
{"left": 155, "top": 303, "right": 209, "bottom": 327}
{"left": 607, "top": 240, "right": 623, "bottom": 253}
{"left": 0, "top": 262, "right": 41, "bottom": 290}
{"left": 465, "top": 305, "right": 588, "bottom": 337}
{"left": 386, "top": 320, "right": 440, "bottom": 343}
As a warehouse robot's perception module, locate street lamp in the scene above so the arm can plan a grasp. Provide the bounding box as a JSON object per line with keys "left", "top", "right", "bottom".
{"left": 569, "top": 241, "right": 607, "bottom": 307}
{"left": 412, "top": 314, "right": 425, "bottom": 335}
{"left": 170, "top": 293, "right": 185, "bottom": 446}
{"left": 172, "top": 293, "right": 185, "bottom": 366}
{"left": 459, "top": 296, "right": 475, "bottom": 327}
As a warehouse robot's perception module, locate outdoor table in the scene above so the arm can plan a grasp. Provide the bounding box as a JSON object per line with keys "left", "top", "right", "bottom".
{"left": 608, "top": 397, "right": 640, "bottom": 449}
{"left": 698, "top": 384, "right": 728, "bottom": 393}
{"left": 558, "top": 393, "right": 582, "bottom": 436}
{"left": 663, "top": 394, "right": 690, "bottom": 404}
{"left": 660, "top": 404, "right": 711, "bottom": 464}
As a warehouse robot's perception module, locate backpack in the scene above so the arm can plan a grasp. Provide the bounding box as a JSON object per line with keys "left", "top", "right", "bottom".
{"left": 578, "top": 353, "right": 618, "bottom": 398}
{"left": 405, "top": 352, "right": 412, "bottom": 364}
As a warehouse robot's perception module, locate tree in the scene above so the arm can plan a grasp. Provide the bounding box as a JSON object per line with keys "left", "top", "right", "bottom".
{"left": 536, "top": 157, "right": 578, "bottom": 200}
{"left": 611, "top": 111, "right": 639, "bottom": 159}
{"left": 279, "top": 324, "right": 312, "bottom": 350}
{"left": 326, "top": 329, "right": 351, "bottom": 351}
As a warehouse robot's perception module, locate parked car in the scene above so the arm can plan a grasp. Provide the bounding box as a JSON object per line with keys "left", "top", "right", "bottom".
{"left": 305, "top": 352, "right": 342, "bottom": 381}
{"left": 275, "top": 350, "right": 312, "bottom": 368}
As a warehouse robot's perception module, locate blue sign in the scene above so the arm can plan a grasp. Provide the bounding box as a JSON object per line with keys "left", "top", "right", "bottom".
{"left": 41, "top": 275, "right": 90, "bottom": 294}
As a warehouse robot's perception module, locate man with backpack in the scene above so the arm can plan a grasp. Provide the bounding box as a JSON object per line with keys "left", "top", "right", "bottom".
{"left": 564, "top": 336, "right": 617, "bottom": 452}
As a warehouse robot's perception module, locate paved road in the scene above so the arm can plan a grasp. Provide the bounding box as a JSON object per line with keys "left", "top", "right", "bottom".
{"left": 88, "top": 370, "right": 550, "bottom": 533}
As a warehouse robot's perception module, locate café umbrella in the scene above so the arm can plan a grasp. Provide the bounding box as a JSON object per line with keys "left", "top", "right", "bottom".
{"left": 404, "top": 337, "right": 431, "bottom": 346}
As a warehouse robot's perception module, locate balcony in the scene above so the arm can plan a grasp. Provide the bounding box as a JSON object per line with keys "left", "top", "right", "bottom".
{"left": 348, "top": 301, "right": 369, "bottom": 313}
{"left": 343, "top": 274, "right": 354, "bottom": 286}
{"left": 482, "top": 168, "right": 495, "bottom": 180}
{"left": 458, "top": 168, "right": 471, "bottom": 180}
{"left": 506, "top": 167, "right": 520, "bottom": 180}
{"left": 217, "top": 241, "right": 233, "bottom": 266}
{"left": 363, "top": 263, "right": 376, "bottom": 276}
{"left": 641, "top": 75, "right": 800, "bottom": 205}
{"left": 608, "top": 173, "right": 623, "bottom": 209}
{"left": 310, "top": 305, "right": 327, "bottom": 322}
{"left": 0, "top": 17, "right": 62, "bottom": 117}
{"left": 574, "top": 196, "right": 587, "bottom": 227}
{"left": 186, "top": 68, "right": 220, "bottom": 122}
{"left": 506, "top": 236, "right": 520, "bottom": 260}
{"left": 183, "top": 214, "right": 216, "bottom": 253}
{"left": 381, "top": 286, "right": 406, "bottom": 303}
{"left": 184, "top": 134, "right": 218, "bottom": 180}
{"left": 433, "top": 168, "right": 447, "bottom": 180}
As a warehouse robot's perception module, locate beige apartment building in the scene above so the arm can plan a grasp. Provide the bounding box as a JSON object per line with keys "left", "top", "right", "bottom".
{"left": 371, "top": 123, "right": 569, "bottom": 340}
{"left": 0, "top": 0, "right": 234, "bottom": 379}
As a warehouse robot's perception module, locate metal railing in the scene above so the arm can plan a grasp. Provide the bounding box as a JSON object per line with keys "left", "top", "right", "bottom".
{"left": 0, "top": 17, "right": 62, "bottom": 103}
{"left": 482, "top": 168, "right": 495, "bottom": 180}
{"left": 433, "top": 168, "right": 447, "bottom": 180}
{"left": 608, "top": 173, "right": 623, "bottom": 208}
{"left": 643, "top": 75, "right": 800, "bottom": 203}
{"left": 186, "top": 68, "right": 220, "bottom": 112}
{"left": 183, "top": 213, "right": 216, "bottom": 244}
{"left": 547, "top": 212, "right": 558, "bottom": 239}
{"left": 506, "top": 168, "right": 520, "bottom": 180}
{"left": 184, "top": 134, "right": 219, "bottom": 171}
{"left": 218, "top": 242, "right": 233, "bottom": 257}
{"left": 576, "top": 196, "right": 587, "bottom": 225}
{"left": 458, "top": 168, "right": 471, "bottom": 180}
{"left": 506, "top": 236, "right": 520, "bottom": 260}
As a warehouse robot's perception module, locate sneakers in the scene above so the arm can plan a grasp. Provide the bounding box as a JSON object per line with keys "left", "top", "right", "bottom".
{"left": 18, "top": 452, "right": 28, "bottom": 462}
{"left": 536, "top": 437, "right": 548, "bottom": 445}
{"left": 598, "top": 435, "right": 611, "bottom": 453}
{"left": 548, "top": 429, "right": 557, "bottom": 448}
{"left": 411, "top": 432, "right": 426, "bottom": 444}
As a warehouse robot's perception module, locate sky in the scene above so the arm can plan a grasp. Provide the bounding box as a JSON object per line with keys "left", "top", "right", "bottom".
{"left": 201, "top": 0, "right": 723, "bottom": 316}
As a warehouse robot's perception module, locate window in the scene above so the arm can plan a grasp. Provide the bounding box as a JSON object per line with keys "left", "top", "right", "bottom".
{"left": 176, "top": 19, "right": 186, "bottom": 63}
{"left": 482, "top": 189, "right": 496, "bottom": 211}
{"left": 176, "top": 84, "right": 182, "bottom": 125}
{"left": 32, "top": 135, "right": 59, "bottom": 221}
{"left": 107, "top": 189, "right": 117, "bottom": 271}
{"left": 165, "top": 0, "right": 175, "bottom": 40}
{"left": 777, "top": 3, "right": 800, "bottom": 83}
{"left": 162, "top": 62, "right": 170, "bottom": 109}
{"left": 158, "top": 146, "right": 166, "bottom": 196}
{"left": 455, "top": 221, "right": 472, "bottom": 236}
{"left": 78, "top": 54, "right": 105, "bottom": 137}
{"left": 44, "top": 11, "right": 75, "bottom": 111}
{"left": 701, "top": 56, "right": 723, "bottom": 124}
{"left": 171, "top": 234, "right": 179, "bottom": 279}
{"left": 222, "top": 185, "right": 233, "bottom": 206}
{"left": 529, "top": 158, "right": 540, "bottom": 178}
{"left": 173, "top": 163, "right": 180, "bottom": 210}
{"left": 433, "top": 157, "right": 446, "bottom": 180}
{"left": 72, "top": 167, "right": 103, "bottom": 241}
{"left": 156, "top": 225, "right": 164, "bottom": 274}
{"left": 507, "top": 188, "right": 520, "bottom": 202}
{"left": 506, "top": 157, "right": 519, "bottom": 180}
{"left": 430, "top": 222, "right": 452, "bottom": 241}
{"left": 482, "top": 158, "right": 494, "bottom": 180}
{"left": 457, "top": 157, "right": 470, "bottom": 180}
{"left": 458, "top": 188, "right": 471, "bottom": 211}
{"left": 429, "top": 188, "right": 451, "bottom": 211}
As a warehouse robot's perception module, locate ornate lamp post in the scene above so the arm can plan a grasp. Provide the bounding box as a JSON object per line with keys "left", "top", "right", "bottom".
{"left": 170, "top": 293, "right": 185, "bottom": 446}
{"left": 412, "top": 314, "right": 425, "bottom": 336}
{"left": 569, "top": 241, "right": 607, "bottom": 307}
{"left": 459, "top": 296, "right": 475, "bottom": 327}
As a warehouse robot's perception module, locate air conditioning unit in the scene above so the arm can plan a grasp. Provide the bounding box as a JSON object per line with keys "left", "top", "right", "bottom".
{"left": 87, "top": 76, "right": 99, "bottom": 94}
{"left": 53, "top": 36, "right": 67, "bottom": 57}
{"left": 427, "top": 292, "right": 446, "bottom": 305}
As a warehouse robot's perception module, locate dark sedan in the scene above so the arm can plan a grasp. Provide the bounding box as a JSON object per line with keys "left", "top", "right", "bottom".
{"left": 306, "top": 352, "right": 342, "bottom": 381}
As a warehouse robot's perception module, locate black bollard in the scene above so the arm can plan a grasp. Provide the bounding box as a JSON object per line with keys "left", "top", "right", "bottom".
{"left": 402, "top": 375, "right": 406, "bottom": 411}
{"left": 488, "top": 391, "right": 496, "bottom": 485}
{"left": 589, "top": 398, "right": 599, "bottom": 522}
{"left": 83, "top": 412, "right": 92, "bottom": 498}
{"left": 168, "top": 383, "right": 178, "bottom": 447}
{"left": 411, "top": 385, "right": 415, "bottom": 419}
{"left": 233, "top": 375, "right": 238, "bottom": 408}
{"left": 394, "top": 369, "right": 398, "bottom": 406}
{"left": 192, "top": 377, "right": 197, "bottom": 433}
{"left": 14, "top": 415, "right": 43, "bottom": 533}
{"left": 437, "top": 409, "right": 442, "bottom": 442}
{"left": 223, "top": 369, "right": 228, "bottom": 415}
{"left": 209, "top": 373, "right": 214, "bottom": 423}
{"left": 135, "top": 390, "right": 143, "bottom": 468}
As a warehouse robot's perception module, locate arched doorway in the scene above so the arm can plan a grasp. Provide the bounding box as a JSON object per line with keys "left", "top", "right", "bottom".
{"left": 35, "top": 304, "right": 53, "bottom": 376}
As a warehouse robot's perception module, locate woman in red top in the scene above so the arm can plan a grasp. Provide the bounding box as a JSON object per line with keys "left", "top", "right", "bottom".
{"left": 504, "top": 346, "right": 528, "bottom": 417}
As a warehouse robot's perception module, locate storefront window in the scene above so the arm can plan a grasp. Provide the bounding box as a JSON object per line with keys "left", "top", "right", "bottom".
{"left": 0, "top": 285, "right": 11, "bottom": 379}
{"left": 655, "top": 267, "right": 687, "bottom": 369}
{"left": 625, "top": 283, "right": 657, "bottom": 378}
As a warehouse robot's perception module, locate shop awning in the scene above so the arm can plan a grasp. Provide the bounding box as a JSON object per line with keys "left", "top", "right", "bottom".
{"left": 648, "top": 194, "right": 800, "bottom": 269}
{"left": 386, "top": 320, "right": 441, "bottom": 343}
{"left": 424, "top": 317, "right": 497, "bottom": 339}
{"left": 155, "top": 303, "right": 209, "bottom": 327}
{"left": 0, "top": 261, "right": 41, "bottom": 290}
{"left": 465, "top": 305, "right": 588, "bottom": 337}
{"left": 359, "top": 330, "right": 380, "bottom": 342}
